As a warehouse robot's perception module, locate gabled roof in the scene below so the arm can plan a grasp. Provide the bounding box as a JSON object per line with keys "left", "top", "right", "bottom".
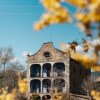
{"left": 27, "top": 42, "right": 69, "bottom": 63}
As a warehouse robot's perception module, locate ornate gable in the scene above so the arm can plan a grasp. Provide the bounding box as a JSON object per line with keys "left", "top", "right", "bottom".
{"left": 27, "top": 42, "right": 69, "bottom": 63}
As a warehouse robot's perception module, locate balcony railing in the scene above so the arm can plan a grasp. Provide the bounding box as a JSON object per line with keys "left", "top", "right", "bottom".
{"left": 53, "top": 72, "right": 65, "bottom": 77}
{"left": 30, "top": 72, "right": 65, "bottom": 78}
{"left": 30, "top": 73, "right": 40, "bottom": 77}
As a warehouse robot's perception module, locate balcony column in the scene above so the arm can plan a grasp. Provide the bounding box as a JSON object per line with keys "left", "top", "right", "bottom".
{"left": 40, "top": 64, "right": 43, "bottom": 77}
{"left": 41, "top": 80, "right": 42, "bottom": 93}
{"left": 51, "top": 66, "right": 53, "bottom": 78}
{"left": 40, "top": 64, "right": 43, "bottom": 93}
{"left": 51, "top": 63, "right": 54, "bottom": 93}
{"left": 65, "top": 66, "right": 67, "bottom": 91}
{"left": 66, "top": 59, "right": 70, "bottom": 92}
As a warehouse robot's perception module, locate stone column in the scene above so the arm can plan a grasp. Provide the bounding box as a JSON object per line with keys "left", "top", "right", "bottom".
{"left": 51, "top": 63, "right": 54, "bottom": 93}
{"left": 66, "top": 59, "right": 70, "bottom": 93}
{"left": 65, "top": 65, "right": 67, "bottom": 92}
{"left": 27, "top": 64, "right": 30, "bottom": 95}
{"left": 40, "top": 95, "right": 42, "bottom": 100}
{"left": 41, "top": 80, "right": 43, "bottom": 93}
{"left": 41, "top": 64, "right": 43, "bottom": 77}
{"left": 40, "top": 64, "right": 43, "bottom": 93}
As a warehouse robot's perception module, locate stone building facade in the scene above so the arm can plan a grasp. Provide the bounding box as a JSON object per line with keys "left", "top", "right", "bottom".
{"left": 27, "top": 42, "right": 91, "bottom": 100}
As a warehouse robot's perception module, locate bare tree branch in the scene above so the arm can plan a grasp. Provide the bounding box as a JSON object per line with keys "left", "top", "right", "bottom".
{"left": 0, "top": 47, "right": 14, "bottom": 79}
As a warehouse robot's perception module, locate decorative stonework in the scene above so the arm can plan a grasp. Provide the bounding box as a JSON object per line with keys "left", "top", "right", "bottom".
{"left": 27, "top": 42, "right": 69, "bottom": 64}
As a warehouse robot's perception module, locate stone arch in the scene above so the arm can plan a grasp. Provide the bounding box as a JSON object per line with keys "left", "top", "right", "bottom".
{"left": 53, "top": 62, "right": 65, "bottom": 77}
{"left": 30, "top": 64, "right": 41, "bottom": 77}
{"left": 42, "top": 79, "right": 51, "bottom": 93}
{"left": 30, "top": 79, "right": 41, "bottom": 93}
{"left": 30, "top": 95, "right": 41, "bottom": 100}
{"left": 42, "top": 95, "right": 51, "bottom": 100}
{"left": 43, "top": 63, "right": 51, "bottom": 77}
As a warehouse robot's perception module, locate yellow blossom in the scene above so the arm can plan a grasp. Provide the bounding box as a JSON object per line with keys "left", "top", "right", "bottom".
{"left": 41, "top": 0, "right": 61, "bottom": 11}
{"left": 91, "top": 90, "right": 100, "bottom": 100}
{"left": 0, "top": 94, "right": 6, "bottom": 100}
{"left": 90, "top": 11, "right": 100, "bottom": 22}
{"left": 66, "top": 0, "right": 88, "bottom": 8}
{"left": 6, "top": 93, "right": 15, "bottom": 100}
{"left": 75, "top": 13, "right": 90, "bottom": 23}
{"left": 18, "top": 78, "right": 28, "bottom": 94}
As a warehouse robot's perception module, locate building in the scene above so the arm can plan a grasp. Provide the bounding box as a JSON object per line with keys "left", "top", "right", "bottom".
{"left": 27, "top": 42, "right": 91, "bottom": 100}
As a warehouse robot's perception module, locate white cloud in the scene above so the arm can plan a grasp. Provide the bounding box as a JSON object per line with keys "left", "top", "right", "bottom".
{"left": 60, "top": 42, "right": 84, "bottom": 53}
{"left": 60, "top": 41, "right": 95, "bottom": 58}
{"left": 22, "top": 51, "right": 33, "bottom": 58}
{"left": 11, "top": 57, "right": 19, "bottom": 63}
{"left": 88, "top": 38, "right": 100, "bottom": 47}
{"left": 22, "top": 51, "right": 28, "bottom": 58}
{"left": 60, "top": 42, "right": 70, "bottom": 52}
{"left": 76, "top": 45, "right": 84, "bottom": 53}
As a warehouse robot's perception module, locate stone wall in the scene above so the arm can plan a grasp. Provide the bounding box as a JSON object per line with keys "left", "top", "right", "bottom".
{"left": 69, "top": 58, "right": 91, "bottom": 95}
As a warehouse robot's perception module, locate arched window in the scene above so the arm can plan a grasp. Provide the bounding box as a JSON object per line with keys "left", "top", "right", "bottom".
{"left": 53, "top": 62, "right": 65, "bottom": 77}
{"left": 30, "top": 64, "right": 41, "bottom": 77}
{"left": 43, "top": 63, "right": 51, "bottom": 77}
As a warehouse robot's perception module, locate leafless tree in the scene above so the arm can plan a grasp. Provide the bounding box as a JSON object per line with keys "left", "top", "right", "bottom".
{"left": 0, "top": 47, "right": 26, "bottom": 90}
{"left": 0, "top": 47, "right": 14, "bottom": 79}
{"left": 0, "top": 61, "right": 25, "bottom": 92}
{"left": 8, "top": 62, "right": 25, "bottom": 72}
{"left": 81, "top": 76, "right": 96, "bottom": 96}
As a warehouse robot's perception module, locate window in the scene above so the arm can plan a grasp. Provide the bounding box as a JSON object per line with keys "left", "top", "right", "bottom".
{"left": 43, "top": 51, "right": 51, "bottom": 58}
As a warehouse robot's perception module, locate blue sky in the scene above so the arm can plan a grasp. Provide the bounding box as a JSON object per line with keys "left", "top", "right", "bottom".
{"left": 0, "top": 0, "right": 87, "bottom": 65}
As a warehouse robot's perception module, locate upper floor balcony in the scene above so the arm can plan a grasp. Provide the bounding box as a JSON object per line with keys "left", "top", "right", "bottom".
{"left": 30, "top": 62, "right": 66, "bottom": 78}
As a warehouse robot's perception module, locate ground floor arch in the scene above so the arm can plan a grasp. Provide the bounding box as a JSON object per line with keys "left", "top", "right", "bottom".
{"left": 42, "top": 95, "right": 51, "bottom": 100}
